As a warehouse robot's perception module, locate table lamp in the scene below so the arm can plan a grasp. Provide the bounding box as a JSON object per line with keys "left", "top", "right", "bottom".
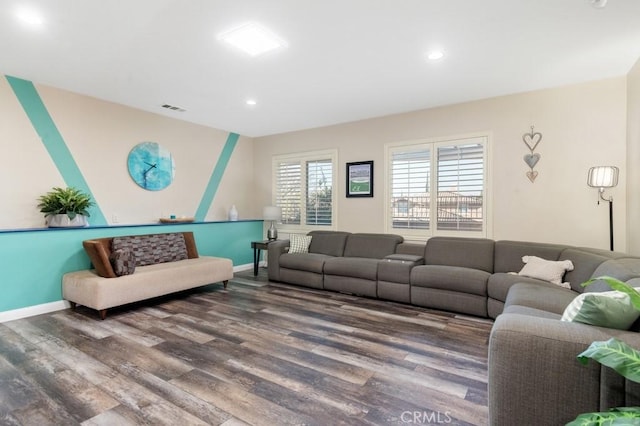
{"left": 263, "top": 206, "right": 282, "bottom": 241}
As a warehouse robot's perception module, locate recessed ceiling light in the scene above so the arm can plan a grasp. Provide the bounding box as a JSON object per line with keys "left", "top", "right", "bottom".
{"left": 589, "top": 0, "right": 608, "bottom": 8}
{"left": 426, "top": 50, "right": 445, "bottom": 61}
{"left": 15, "top": 6, "right": 44, "bottom": 27}
{"left": 246, "top": 99, "right": 257, "bottom": 106}
{"left": 218, "top": 22, "right": 287, "bottom": 57}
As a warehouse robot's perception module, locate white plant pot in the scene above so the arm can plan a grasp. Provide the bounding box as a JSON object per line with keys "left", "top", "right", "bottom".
{"left": 46, "top": 214, "right": 89, "bottom": 228}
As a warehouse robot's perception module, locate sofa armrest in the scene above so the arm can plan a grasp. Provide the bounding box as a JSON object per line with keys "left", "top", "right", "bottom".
{"left": 267, "top": 239, "right": 290, "bottom": 282}
{"left": 489, "top": 313, "right": 640, "bottom": 425}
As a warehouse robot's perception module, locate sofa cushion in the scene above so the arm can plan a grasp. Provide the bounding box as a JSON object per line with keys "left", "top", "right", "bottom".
{"left": 289, "top": 234, "right": 312, "bottom": 254}
{"left": 342, "top": 233, "right": 403, "bottom": 259}
{"left": 324, "top": 257, "right": 380, "bottom": 280}
{"left": 517, "top": 256, "right": 574, "bottom": 288}
{"left": 425, "top": 237, "right": 495, "bottom": 273}
{"left": 112, "top": 233, "right": 188, "bottom": 267}
{"left": 308, "top": 231, "right": 350, "bottom": 257}
{"left": 587, "top": 258, "right": 640, "bottom": 292}
{"left": 561, "top": 290, "right": 640, "bottom": 330}
{"left": 493, "top": 240, "right": 565, "bottom": 273}
{"left": 279, "top": 253, "right": 333, "bottom": 274}
{"left": 504, "top": 282, "right": 577, "bottom": 315}
{"left": 410, "top": 265, "right": 490, "bottom": 296}
{"left": 487, "top": 272, "right": 554, "bottom": 302}
{"left": 502, "top": 305, "right": 562, "bottom": 320}
{"left": 109, "top": 248, "right": 136, "bottom": 276}
{"left": 559, "top": 248, "right": 612, "bottom": 292}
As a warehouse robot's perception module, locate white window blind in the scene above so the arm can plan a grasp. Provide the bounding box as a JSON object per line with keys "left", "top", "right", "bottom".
{"left": 273, "top": 150, "right": 337, "bottom": 230}
{"left": 275, "top": 161, "right": 301, "bottom": 225}
{"left": 437, "top": 143, "right": 484, "bottom": 232}
{"left": 386, "top": 136, "right": 487, "bottom": 238}
{"left": 306, "top": 160, "right": 333, "bottom": 225}
{"left": 390, "top": 148, "right": 431, "bottom": 230}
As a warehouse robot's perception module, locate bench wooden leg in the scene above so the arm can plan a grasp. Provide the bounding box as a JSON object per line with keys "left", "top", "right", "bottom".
{"left": 69, "top": 301, "right": 77, "bottom": 310}
{"left": 99, "top": 309, "right": 107, "bottom": 320}
{"left": 223, "top": 280, "right": 228, "bottom": 289}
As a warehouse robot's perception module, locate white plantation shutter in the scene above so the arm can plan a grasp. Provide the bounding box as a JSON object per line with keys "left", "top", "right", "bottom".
{"left": 306, "top": 160, "right": 332, "bottom": 225}
{"left": 273, "top": 150, "right": 336, "bottom": 230}
{"left": 390, "top": 147, "right": 431, "bottom": 230}
{"left": 437, "top": 143, "right": 484, "bottom": 232}
{"left": 386, "top": 136, "right": 487, "bottom": 238}
{"left": 275, "top": 161, "right": 301, "bottom": 225}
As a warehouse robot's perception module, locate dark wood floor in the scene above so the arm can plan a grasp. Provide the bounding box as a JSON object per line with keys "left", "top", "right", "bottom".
{"left": 0, "top": 269, "right": 493, "bottom": 426}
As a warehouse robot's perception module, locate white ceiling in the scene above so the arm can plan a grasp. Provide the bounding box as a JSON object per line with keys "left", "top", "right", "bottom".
{"left": 1, "top": 1, "right": 640, "bottom": 137}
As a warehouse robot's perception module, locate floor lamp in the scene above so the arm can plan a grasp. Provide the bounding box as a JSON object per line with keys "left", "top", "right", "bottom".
{"left": 587, "top": 166, "right": 619, "bottom": 251}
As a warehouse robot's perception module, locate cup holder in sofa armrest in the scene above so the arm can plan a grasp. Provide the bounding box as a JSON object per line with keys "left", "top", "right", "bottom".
{"left": 384, "top": 253, "right": 425, "bottom": 264}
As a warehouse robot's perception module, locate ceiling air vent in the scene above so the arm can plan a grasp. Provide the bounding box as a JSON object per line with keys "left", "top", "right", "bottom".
{"left": 161, "top": 104, "right": 186, "bottom": 112}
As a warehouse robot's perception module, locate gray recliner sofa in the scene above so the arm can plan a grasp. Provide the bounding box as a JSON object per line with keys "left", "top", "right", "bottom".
{"left": 267, "top": 231, "right": 640, "bottom": 425}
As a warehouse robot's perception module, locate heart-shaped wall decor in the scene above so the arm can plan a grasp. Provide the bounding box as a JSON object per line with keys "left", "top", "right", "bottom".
{"left": 523, "top": 153, "right": 541, "bottom": 169}
{"left": 526, "top": 171, "right": 538, "bottom": 182}
{"left": 522, "top": 131, "right": 542, "bottom": 152}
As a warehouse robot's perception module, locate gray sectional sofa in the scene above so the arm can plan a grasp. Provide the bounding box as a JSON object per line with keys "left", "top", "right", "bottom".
{"left": 267, "top": 231, "right": 640, "bottom": 425}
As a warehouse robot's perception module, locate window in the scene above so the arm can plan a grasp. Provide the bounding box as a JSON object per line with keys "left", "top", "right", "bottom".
{"left": 273, "top": 149, "right": 337, "bottom": 230}
{"left": 386, "top": 135, "right": 487, "bottom": 239}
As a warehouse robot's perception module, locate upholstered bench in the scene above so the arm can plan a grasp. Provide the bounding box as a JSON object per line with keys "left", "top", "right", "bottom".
{"left": 62, "top": 232, "right": 233, "bottom": 319}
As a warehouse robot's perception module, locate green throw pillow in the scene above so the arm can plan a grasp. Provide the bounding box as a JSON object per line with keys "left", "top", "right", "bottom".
{"left": 561, "top": 290, "right": 640, "bottom": 330}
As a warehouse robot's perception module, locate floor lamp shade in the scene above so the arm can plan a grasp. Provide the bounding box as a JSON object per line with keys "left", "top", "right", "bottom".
{"left": 587, "top": 166, "right": 619, "bottom": 188}
{"left": 263, "top": 206, "right": 281, "bottom": 240}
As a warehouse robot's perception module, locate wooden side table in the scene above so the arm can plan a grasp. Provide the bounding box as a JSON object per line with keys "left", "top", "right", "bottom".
{"left": 251, "top": 240, "right": 271, "bottom": 276}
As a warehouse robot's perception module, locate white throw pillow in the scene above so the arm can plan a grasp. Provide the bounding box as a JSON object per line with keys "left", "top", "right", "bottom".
{"left": 518, "top": 255, "right": 574, "bottom": 288}
{"left": 289, "top": 234, "right": 312, "bottom": 254}
{"left": 561, "top": 290, "right": 640, "bottom": 330}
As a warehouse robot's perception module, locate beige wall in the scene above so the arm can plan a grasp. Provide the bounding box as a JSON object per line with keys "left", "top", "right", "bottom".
{"left": 627, "top": 58, "right": 640, "bottom": 255}
{"left": 0, "top": 77, "right": 257, "bottom": 229}
{"left": 255, "top": 77, "right": 628, "bottom": 249}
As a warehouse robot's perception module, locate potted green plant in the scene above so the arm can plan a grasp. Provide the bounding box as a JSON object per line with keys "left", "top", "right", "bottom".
{"left": 37, "top": 186, "right": 94, "bottom": 227}
{"left": 567, "top": 276, "right": 640, "bottom": 425}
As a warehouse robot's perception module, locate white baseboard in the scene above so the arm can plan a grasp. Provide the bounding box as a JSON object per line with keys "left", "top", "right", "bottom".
{"left": 233, "top": 263, "right": 254, "bottom": 272}
{"left": 0, "top": 300, "right": 70, "bottom": 323}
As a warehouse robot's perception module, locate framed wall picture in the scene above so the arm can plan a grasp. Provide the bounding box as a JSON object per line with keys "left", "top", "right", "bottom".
{"left": 346, "top": 161, "right": 374, "bottom": 197}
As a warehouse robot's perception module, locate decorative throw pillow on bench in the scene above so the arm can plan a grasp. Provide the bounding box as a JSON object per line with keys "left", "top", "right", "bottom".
{"left": 109, "top": 248, "right": 136, "bottom": 276}
{"left": 112, "top": 233, "right": 189, "bottom": 267}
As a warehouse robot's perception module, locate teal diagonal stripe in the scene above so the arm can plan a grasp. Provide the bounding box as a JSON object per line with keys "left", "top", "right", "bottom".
{"left": 7, "top": 76, "right": 107, "bottom": 225}
{"left": 195, "top": 132, "right": 240, "bottom": 221}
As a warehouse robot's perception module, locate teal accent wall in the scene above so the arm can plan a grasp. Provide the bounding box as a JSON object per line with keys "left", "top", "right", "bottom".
{"left": 6, "top": 75, "right": 108, "bottom": 225}
{"left": 0, "top": 221, "right": 262, "bottom": 312}
{"left": 195, "top": 132, "right": 240, "bottom": 221}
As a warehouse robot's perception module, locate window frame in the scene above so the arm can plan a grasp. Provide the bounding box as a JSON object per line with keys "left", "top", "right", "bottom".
{"left": 384, "top": 133, "right": 490, "bottom": 240}
{"left": 272, "top": 149, "right": 338, "bottom": 233}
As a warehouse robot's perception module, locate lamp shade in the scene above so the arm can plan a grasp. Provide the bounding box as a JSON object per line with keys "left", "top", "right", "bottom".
{"left": 587, "top": 166, "right": 619, "bottom": 188}
{"left": 263, "top": 206, "right": 281, "bottom": 221}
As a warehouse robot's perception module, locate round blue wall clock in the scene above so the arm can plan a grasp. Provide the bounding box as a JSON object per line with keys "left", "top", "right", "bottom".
{"left": 127, "top": 142, "right": 175, "bottom": 190}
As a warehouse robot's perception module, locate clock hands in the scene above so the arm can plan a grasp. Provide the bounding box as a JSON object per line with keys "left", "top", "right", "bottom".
{"left": 142, "top": 162, "right": 157, "bottom": 189}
